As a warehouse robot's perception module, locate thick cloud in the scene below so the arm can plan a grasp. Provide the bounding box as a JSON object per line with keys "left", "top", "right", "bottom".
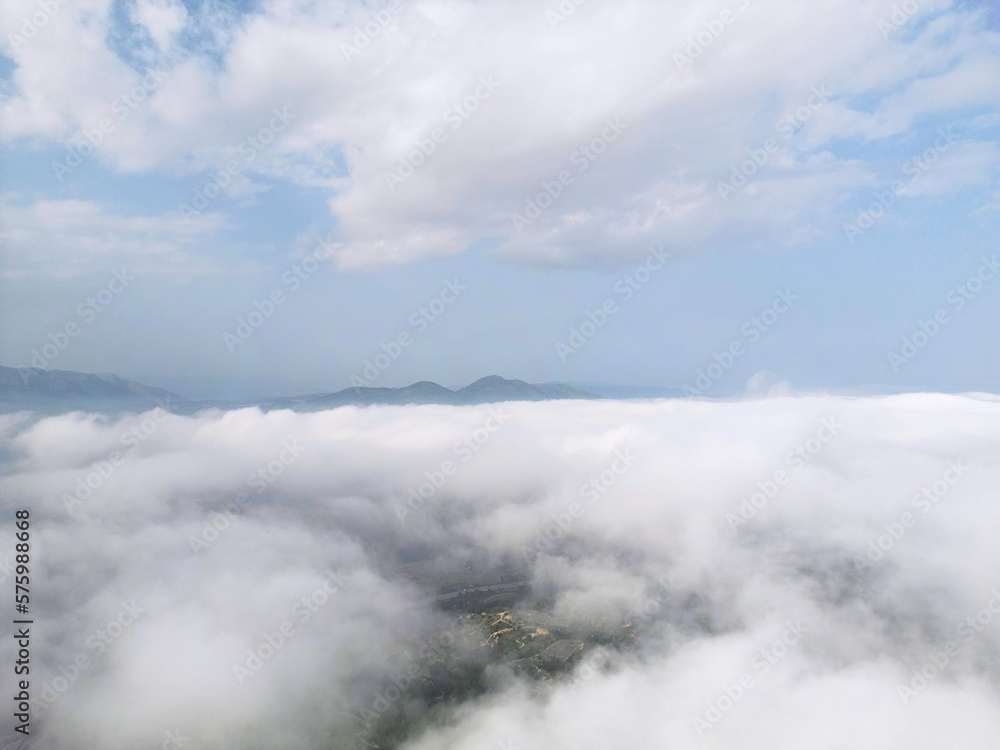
{"left": 1, "top": 0, "right": 997, "bottom": 271}
{"left": 1, "top": 394, "right": 999, "bottom": 748}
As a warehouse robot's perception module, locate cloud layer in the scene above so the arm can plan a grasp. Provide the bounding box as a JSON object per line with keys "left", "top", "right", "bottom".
{"left": 1, "top": 394, "right": 1000, "bottom": 747}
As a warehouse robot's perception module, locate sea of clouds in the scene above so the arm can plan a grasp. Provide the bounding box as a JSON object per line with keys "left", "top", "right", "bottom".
{"left": 1, "top": 394, "right": 999, "bottom": 748}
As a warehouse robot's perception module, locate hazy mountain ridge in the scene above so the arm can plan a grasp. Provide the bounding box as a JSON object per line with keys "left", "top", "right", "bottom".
{"left": 0, "top": 365, "right": 183, "bottom": 414}
{"left": 0, "top": 366, "right": 598, "bottom": 413}
{"left": 200, "top": 375, "right": 598, "bottom": 411}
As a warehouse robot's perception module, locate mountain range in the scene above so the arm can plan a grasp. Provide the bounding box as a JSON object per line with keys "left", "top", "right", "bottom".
{"left": 0, "top": 367, "right": 597, "bottom": 414}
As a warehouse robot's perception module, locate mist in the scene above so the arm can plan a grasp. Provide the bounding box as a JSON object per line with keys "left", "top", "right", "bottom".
{"left": 1, "top": 393, "right": 999, "bottom": 748}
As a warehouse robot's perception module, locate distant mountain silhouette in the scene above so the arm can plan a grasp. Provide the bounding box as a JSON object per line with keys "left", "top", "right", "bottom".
{"left": 250, "top": 376, "right": 596, "bottom": 411}
{"left": 0, "top": 367, "right": 597, "bottom": 414}
{"left": 456, "top": 375, "right": 588, "bottom": 403}
{"left": 274, "top": 381, "right": 463, "bottom": 408}
{"left": 0, "top": 366, "right": 182, "bottom": 414}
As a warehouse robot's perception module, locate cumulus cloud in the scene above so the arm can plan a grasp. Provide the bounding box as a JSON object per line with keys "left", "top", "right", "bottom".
{"left": 1, "top": 394, "right": 999, "bottom": 748}
{"left": 1, "top": 0, "right": 997, "bottom": 269}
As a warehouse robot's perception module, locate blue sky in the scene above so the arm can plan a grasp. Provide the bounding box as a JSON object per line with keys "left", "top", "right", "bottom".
{"left": 0, "top": 0, "right": 998, "bottom": 394}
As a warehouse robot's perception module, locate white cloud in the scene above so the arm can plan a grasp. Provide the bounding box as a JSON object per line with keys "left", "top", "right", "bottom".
{"left": 0, "top": 0, "right": 997, "bottom": 270}
{"left": 1, "top": 394, "right": 999, "bottom": 747}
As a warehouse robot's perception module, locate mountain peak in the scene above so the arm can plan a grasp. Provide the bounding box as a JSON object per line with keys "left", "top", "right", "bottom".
{"left": 456, "top": 376, "right": 593, "bottom": 404}
{"left": 462, "top": 375, "right": 528, "bottom": 388}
